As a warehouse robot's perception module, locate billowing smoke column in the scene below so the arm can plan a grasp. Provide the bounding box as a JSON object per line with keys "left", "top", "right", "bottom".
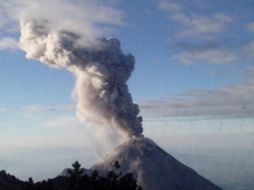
{"left": 20, "top": 19, "right": 143, "bottom": 137}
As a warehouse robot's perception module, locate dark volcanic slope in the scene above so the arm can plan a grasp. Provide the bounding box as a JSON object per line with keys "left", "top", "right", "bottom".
{"left": 93, "top": 137, "right": 223, "bottom": 190}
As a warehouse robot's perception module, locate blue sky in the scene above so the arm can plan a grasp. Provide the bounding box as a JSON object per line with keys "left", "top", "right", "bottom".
{"left": 0, "top": 0, "right": 254, "bottom": 188}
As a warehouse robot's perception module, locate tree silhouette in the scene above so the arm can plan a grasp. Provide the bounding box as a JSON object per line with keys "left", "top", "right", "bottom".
{"left": 67, "top": 161, "right": 84, "bottom": 190}
{"left": 0, "top": 161, "right": 142, "bottom": 190}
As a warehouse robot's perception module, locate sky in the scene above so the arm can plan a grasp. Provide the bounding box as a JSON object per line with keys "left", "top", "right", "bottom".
{"left": 0, "top": 0, "right": 254, "bottom": 189}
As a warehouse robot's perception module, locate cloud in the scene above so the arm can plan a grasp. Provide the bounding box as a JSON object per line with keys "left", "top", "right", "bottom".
{"left": 173, "top": 48, "right": 238, "bottom": 64}
{"left": 243, "top": 41, "right": 254, "bottom": 57}
{"left": 245, "top": 24, "right": 254, "bottom": 59}
{"left": 176, "top": 13, "right": 232, "bottom": 38}
{"left": 0, "top": 38, "right": 19, "bottom": 50}
{"left": 0, "top": 12, "right": 7, "bottom": 28}
{"left": 172, "top": 38, "right": 254, "bottom": 64}
{"left": 246, "top": 22, "right": 254, "bottom": 32}
{"left": 0, "top": 107, "right": 7, "bottom": 112}
{"left": 22, "top": 105, "right": 58, "bottom": 113}
{"left": 140, "top": 74, "right": 254, "bottom": 119}
{"left": 0, "top": 0, "right": 123, "bottom": 47}
{"left": 158, "top": 1, "right": 240, "bottom": 65}
{"left": 172, "top": 40, "right": 239, "bottom": 64}
{"left": 21, "top": 105, "right": 68, "bottom": 120}
{"left": 21, "top": 104, "right": 74, "bottom": 114}
{"left": 159, "top": 1, "right": 182, "bottom": 13}
{"left": 45, "top": 116, "right": 81, "bottom": 128}
{"left": 159, "top": 1, "right": 232, "bottom": 38}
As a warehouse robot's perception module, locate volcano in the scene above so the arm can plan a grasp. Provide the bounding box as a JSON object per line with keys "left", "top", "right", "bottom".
{"left": 92, "top": 137, "right": 223, "bottom": 190}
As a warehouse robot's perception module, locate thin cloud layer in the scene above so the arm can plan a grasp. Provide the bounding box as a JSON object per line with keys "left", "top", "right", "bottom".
{"left": 0, "top": 107, "right": 7, "bottom": 112}
{"left": 159, "top": 1, "right": 232, "bottom": 38}
{"left": 246, "top": 22, "right": 254, "bottom": 32}
{"left": 158, "top": 0, "right": 252, "bottom": 65}
{"left": 0, "top": 0, "right": 123, "bottom": 47}
{"left": 21, "top": 105, "right": 67, "bottom": 114}
{"left": 140, "top": 75, "right": 254, "bottom": 119}
{"left": 45, "top": 116, "right": 81, "bottom": 128}
{"left": 0, "top": 38, "right": 18, "bottom": 50}
{"left": 173, "top": 49, "right": 238, "bottom": 64}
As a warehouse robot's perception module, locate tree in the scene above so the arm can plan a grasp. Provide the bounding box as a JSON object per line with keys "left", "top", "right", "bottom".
{"left": 67, "top": 161, "right": 84, "bottom": 190}
{"left": 0, "top": 161, "right": 142, "bottom": 190}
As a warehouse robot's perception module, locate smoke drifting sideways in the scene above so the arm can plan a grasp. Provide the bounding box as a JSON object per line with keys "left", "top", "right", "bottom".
{"left": 19, "top": 18, "right": 143, "bottom": 138}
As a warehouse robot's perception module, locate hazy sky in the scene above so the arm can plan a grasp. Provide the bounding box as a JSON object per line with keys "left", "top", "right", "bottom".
{"left": 0, "top": 1, "right": 254, "bottom": 189}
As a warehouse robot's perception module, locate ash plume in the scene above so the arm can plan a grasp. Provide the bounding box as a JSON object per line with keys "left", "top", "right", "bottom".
{"left": 20, "top": 19, "right": 143, "bottom": 137}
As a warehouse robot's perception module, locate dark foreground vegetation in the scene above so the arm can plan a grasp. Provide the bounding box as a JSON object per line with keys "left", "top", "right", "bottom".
{"left": 0, "top": 161, "right": 142, "bottom": 190}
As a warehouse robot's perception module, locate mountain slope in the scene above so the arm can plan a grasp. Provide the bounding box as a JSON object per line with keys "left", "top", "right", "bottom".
{"left": 92, "top": 137, "right": 223, "bottom": 190}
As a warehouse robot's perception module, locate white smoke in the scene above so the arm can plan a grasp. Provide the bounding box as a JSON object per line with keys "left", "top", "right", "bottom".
{"left": 0, "top": 0, "right": 143, "bottom": 137}
{"left": 19, "top": 18, "right": 143, "bottom": 137}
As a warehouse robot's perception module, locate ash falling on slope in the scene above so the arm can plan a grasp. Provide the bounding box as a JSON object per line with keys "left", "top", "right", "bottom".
{"left": 20, "top": 18, "right": 143, "bottom": 137}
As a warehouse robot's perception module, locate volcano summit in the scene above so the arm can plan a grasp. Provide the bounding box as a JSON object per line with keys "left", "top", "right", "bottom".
{"left": 93, "top": 137, "right": 223, "bottom": 190}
